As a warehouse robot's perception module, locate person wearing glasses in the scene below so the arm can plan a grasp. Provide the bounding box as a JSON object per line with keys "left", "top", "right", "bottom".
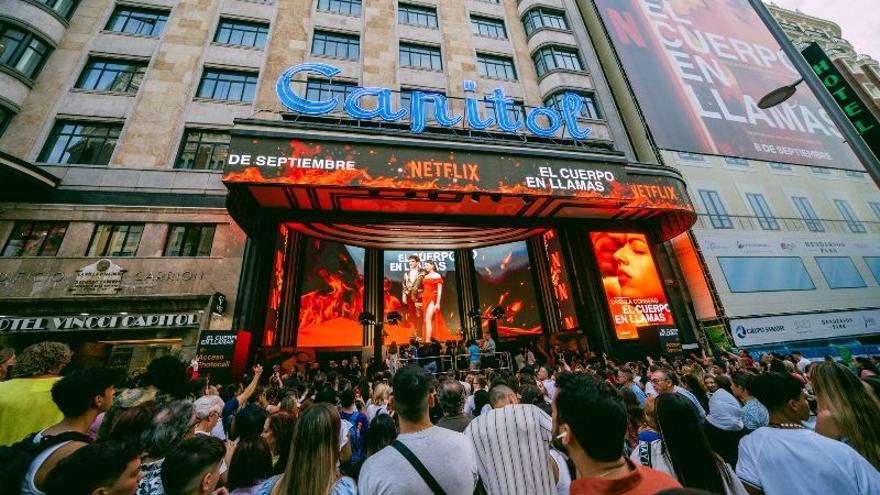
{"left": 649, "top": 368, "right": 705, "bottom": 423}
{"left": 192, "top": 396, "right": 225, "bottom": 438}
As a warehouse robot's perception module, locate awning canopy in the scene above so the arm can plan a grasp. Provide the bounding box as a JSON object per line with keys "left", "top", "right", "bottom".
{"left": 222, "top": 120, "right": 696, "bottom": 242}
{"left": 0, "top": 150, "right": 59, "bottom": 200}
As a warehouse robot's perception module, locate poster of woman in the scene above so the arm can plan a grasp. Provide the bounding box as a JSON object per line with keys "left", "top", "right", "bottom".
{"left": 590, "top": 232, "right": 675, "bottom": 339}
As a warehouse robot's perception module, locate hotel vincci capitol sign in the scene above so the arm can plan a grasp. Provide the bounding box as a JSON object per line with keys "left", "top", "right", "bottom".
{"left": 275, "top": 63, "right": 593, "bottom": 139}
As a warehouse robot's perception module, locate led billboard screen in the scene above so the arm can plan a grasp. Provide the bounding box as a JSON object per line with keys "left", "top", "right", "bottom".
{"left": 593, "top": 0, "right": 862, "bottom": 169}
{"left": 296, "top": 239, "right": 366, "bottom": 347}
{"left": 591, "top": 232, "right": 674, "bottom": 339}
{"left": 383, "top": 250, "right": 462, "bottom": 344}
{"left": 474, "top": 241, "right": 543, "bottom": 337}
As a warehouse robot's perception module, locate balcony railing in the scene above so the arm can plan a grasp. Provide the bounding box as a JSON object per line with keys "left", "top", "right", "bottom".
{"left": 692, "top": 213, "right": 880, "bottom": 235}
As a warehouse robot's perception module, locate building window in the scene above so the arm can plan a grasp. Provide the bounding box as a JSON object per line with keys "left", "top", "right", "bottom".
{"left": 2, "top": 221, "right": 68, "bottom": 257}
{"left": 476, "top": 53, "right": 516, "bottom": 80}
{"left": 105, "top": 6, "right": 168, "bottom": 37}
{"left": 0, "top": 23, "right": 53, "bottom": 79}
{"left": 718, "top": 257, "right": 815, "bottom": 292}
{"left": 815, "top": 257, "right": 867, "bottom": 289}
{"left": 398, "top": 4, "right": 438, "bottom": 28}
{"left": 485, "top": 99, "right": 524, "bottom": 124}
{"left": 400, "top": 89, "right": 445, "bottom": 122}
{"left": 834, "top": 199, "right": 866, "bottom": 233}
{"left": 471, "top": 16, "right": 507, "bottom": 39}
{"left": 87, "top": 223, "right": 144, "bottom": 257}
{"left": 768, "top": 162, "right": 792, "bottom": 171}
{"left": 522, "top": 8, "right": 568, "bottom": 36}
{"left": 215, "top": 19, "right": 269, "bottom": 49}
{"left": 399, "top": 43, "right": 442, "bottom": 71}
{"left": 746, "top": 193, "right": 779, "bottom": 230}
{"left": 869, "top": 201, "right": 880, "bottom": 221}
{"left": 792, "top": 196, "right": 824, "bottom": 232}
{"left": 544, "top": 91, "right": 601, "bottom": 120}
{"left": 532, "top": 46, "right": 583, "bottom": 76}
{"left": 164, "top": 224, "right": 216, "bottom": 257}
{"left": 175, "top": 129, "right": 230, "bottom": 170}
{"left": 38, "top": 120, "right": 121, "bottom": 165}
{"left": 305, "top": 79, "right": 357, "bottom": 112}
{"left": 844, "top": 170, "right": 867, "bottom": 179}
{"left": 196, "top": 69, "right": 258, "bottom": 103}
{"left": 39, "top": 0, "right": 79, "bottom": 20}
{"left": 724, "top": 157, "right": 749, "bottom": 166}
{"left": 0, "top": 105, "right": 13, "bottom": 137}
{"left": 317, "top": 0, "right": 361, "bottom": 16}
{"left": 75, "top": 57, "right": 147, "bottom": 93}
{"left": 865, "top": 257, "right": 880, "bottom": 284}
{"left": 810, "top": 166, "right": 833, "bottom": 175}
{"left": 311, "top": 30, "right": 360, "bottom": 60}
{"left": 699, "top": 190, "right": 733, "bottom": 229}
{"left": 677, "top": 152, "right": 705, "bottom": 161}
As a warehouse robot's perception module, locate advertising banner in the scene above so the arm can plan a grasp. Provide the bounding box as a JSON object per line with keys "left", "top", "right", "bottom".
{"left": 591, "top": 232, "right": 675, "bottom": 339}
{"left": 222, "top": 135, "right": 693, "bottom": 212}
{"left": 196, "top": 330, "right": 237, "bottom": 383}
{"left": 593, "top": 0, "right": 861, "bottom": 169}
{"left": 731, "top": 308, "right": 880, "bottom": 346}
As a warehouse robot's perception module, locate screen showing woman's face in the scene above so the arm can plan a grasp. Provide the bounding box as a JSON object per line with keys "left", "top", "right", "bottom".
{"left": 612, "top": 234, "right": 664, "bottom": 298}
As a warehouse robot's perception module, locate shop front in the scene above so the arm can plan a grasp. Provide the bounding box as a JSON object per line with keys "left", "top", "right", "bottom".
{"left": 0, "top": 252, "right": 239, "bottom": 373}
{"left": 223, "top": 117, "right": 698, "bottom": 362}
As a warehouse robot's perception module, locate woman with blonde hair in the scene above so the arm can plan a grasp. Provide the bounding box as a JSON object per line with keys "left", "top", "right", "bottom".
{"left": 366, "top": 382, "right": 391, "bottom": 422}
{"left": 257, "top": 403, "right": 356, "bottom": 495}
{"left": 811, "top": 361, "right": 880, "bottom": 469}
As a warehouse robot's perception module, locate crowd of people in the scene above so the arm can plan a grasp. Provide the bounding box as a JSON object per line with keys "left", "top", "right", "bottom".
{"left": 0, "top": 339, "right": 879, "bottom": 495}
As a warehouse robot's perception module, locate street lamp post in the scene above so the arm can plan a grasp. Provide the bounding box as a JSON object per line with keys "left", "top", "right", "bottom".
{"left": 748, "top": 0, "right": 880, "bottom": 188}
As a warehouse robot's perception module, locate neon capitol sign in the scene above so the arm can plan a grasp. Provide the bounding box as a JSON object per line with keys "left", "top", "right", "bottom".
{"left": 276, "top": 63, "right": 592, "bottom": 140}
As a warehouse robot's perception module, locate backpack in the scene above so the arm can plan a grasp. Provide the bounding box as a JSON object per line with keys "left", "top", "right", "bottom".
{"left": 0, "top": 431, "right": 92, "bottom": 491}
{"left": 345, "top": 412, "right": 366, "bottom": 465}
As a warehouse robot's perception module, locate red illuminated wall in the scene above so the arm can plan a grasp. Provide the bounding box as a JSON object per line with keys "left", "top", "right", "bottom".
{"left": 590, "top": 232, "right": 674, "bottom": 340}
{"left": 542, "top": 230, "right": 578, "bottom": 331}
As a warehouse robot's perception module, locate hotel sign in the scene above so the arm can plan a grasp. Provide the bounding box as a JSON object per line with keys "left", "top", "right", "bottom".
{"left": 801, "top": 43, "right": 880, "bottom": 161}
{"left": 276, "top": 63, "right": 593, "bottom": 139}
{"left": 0, "top": 312, "right": 202, "bottom": 333}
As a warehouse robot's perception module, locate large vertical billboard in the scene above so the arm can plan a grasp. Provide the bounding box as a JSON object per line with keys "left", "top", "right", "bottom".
{"left": 474, "top": 241, "right": 543, "bottom": 337}
{"left": 591, "top": 232, "right": 674, "bottom": 339}
{"left": 593, "top": 0, "right": 862, "bottom": 170}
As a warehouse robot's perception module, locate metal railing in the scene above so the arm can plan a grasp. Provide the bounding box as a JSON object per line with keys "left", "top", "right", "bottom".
{"left": 397, "top": 351, "right": 512, "bottom": 374}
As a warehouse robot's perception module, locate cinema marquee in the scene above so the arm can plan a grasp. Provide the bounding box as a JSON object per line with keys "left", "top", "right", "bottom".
{"left": 221, "top": 73, "right": 698, "bottom": 360}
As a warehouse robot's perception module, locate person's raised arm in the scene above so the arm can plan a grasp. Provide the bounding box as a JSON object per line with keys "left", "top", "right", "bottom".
{"left": 236, "top": 364, "right": 263, "bottom": 405}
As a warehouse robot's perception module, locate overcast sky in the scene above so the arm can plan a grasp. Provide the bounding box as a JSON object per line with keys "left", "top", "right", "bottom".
{"left": 771, "top": 0, "right": 880, "bottom": 59}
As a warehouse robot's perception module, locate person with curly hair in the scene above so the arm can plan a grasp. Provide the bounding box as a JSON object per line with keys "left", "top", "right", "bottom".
{"left": 0, "top": 341, "right": 72, "bottom": 446}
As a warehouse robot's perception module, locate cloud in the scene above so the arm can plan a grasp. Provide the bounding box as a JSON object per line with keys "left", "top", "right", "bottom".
{"left": 771, "top": 0, "right": 880, "bottom": 59}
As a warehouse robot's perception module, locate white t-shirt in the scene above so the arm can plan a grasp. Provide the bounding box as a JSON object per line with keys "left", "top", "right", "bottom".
{"left": 796, "top": 357, "right": 811, "bottom": 373}
{"left": 737, "top": 427, "right": 880, "bottom": 495}
{"left": 541, "top": 379, "right": 556, "bottom": 404}
{"left": 548, "top": 449, "right": 571, "bottom": 495}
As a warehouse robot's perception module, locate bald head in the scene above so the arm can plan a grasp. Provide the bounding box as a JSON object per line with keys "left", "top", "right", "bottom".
{"left": 489, "top": 384, "right": 518, "bottom": 409}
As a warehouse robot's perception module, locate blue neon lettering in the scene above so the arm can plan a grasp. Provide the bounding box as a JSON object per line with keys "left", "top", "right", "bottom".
{"left": 485, "top": 88, "right": 522, "bottom": 133}
{"left": 275, "top": 63, "right": 340, "bottom": 115}
{"left": 344, "top": 87, "right": 407, "bottom": 121}
{"left": 274, "top": 64, "right": 592, "bottom": 140}
{"left": 525, "top": 107, "right": 562, "bottom": 138}
{"left": 464, "top": 80, "right": 494, "bottom": 130}
{"left": 561, "top": 93, "right": 592, "bottom": 140}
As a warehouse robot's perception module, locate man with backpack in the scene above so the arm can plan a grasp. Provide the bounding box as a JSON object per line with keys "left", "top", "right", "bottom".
{"left": 358, "top": 365, "right": 478, "bottom": 494}
{"left": 0, "top": 367, "right": 117, "bottom": 494}
{"left": 339, "top": 388, "right": 368, "bottom": 466}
